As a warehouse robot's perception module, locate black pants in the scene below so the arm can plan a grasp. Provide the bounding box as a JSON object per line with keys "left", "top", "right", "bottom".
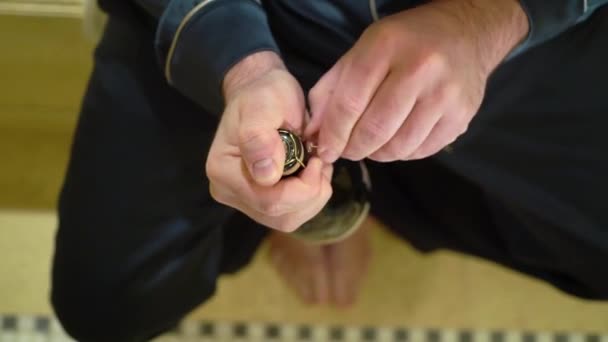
{"left": 51, "top": 9, "right": 608, "bottom": 342}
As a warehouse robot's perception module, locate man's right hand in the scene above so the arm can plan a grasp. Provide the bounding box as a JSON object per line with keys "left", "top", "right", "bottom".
{"left": 206, "top": 51, "right": 333, "bottom": 232}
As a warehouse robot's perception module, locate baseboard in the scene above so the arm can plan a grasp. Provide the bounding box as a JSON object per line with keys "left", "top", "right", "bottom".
{"left": 0, "top": 0, "right": 83, "bottom": 18}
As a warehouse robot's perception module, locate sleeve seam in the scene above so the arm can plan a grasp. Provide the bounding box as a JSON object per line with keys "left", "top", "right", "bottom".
{"left": 164, "top": 0, "right": 265, "bottom": 84}
{"left": 164, "top": 0, "right": 218, "bottom": 85}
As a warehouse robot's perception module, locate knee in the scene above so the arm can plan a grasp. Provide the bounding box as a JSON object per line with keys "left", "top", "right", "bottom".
{"left": 51, "top": 253, "right": 206, "bottom": 342}
{"left": 50, "top": 219, "right": 217, "bottom": 342}
{"left": 51, "top": 232, "right": 162, "bottom": 342}
{"left": 51, "top": 265, "right": 150, "bottom": 342}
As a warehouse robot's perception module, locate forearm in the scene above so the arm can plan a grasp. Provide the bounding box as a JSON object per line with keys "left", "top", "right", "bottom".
{"left": 467, "top": 0, "right": 529, "bottom": 70}
{"left": 434, "top": 0, "right": 529, "bottom": 74}
{"left": 223, "top": 51, "right": 286, "bottom": 101}
{"left": 132, "top": 0, "right": 281, "bottom": 115}
{"left": 436, "top": 0, "right": 608, "bottom": 71}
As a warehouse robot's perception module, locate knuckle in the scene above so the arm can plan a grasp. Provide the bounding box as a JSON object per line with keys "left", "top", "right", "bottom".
{"left": 259, "top": 200, "right": 286, "bottom": 217}
{"left": 454, "top": 119, "right": 469, "bottom": 134}
{"left": 317, "top": 184, "right": 333, "bottom": 207}
{"left": 342, "top": 150, "right": 362, "bottom": 161}
{"left": 324, "top": 185, "right": 333, "bottom": 203}
{"left": 408, "top": 50, "right": 447, "bottom": 80}
{"left": 368, "top": 22, "right": 398, "bottom": 49}
{"left": 334, "top": 93, "right": 366, "bottom": 120}
{"left": 308, "top": 85, "right": 323, "bottom": 104}
{"left": 310, "top": 182, "right": 323, "bottom": 200}
{"left": 423, "top": 50, "right": 449, "bottom": 72}
{"left": 398, "top": 143, "right": 418, "bottom": 160}
{"left": 205, "top": 158, "right": 220, "bottom": 182}
{"left": 257, "top": 83, "right": 281, "bottom": 98}
{"left": 327, "top": 131, "right": 349, "bottom": 150}
{"left": 322, "top": 124, "right": 349, "bottom": 150}
{"left": 431, "top": 50, "right": 449, "bottom": 68}
{"left": 350, "top": 58, "right": 377, "bottom": 80}
{"left": 457, "top": 124, "right": 469, "bottom": 137}
{"left": 407, "top": 147, "right": 427, "bottom": 160}
{"left": 373, "top": 148, "right": 399, "bottom": 162}
{"left": 436, "top": 82, "right": 461, "bottom": 101}
{"left": 240, "top": 92, "right": 268, "bottom": 115}
{"left": 208, "top": 183, "right": 230, "bottom": 206}
{"left": 358, "top": 117, "right": 388, "bottom": 143}
{"left": 238, "top": 126, "right": 265, "bottom": 146}
{"left": 276, "top": 217, "right": 301, "bottom": 233}
{"left": 390, "top": 136, "right": 415, "bottom": 157}
{"left": 445, "top": 115, "right": 469, "bottom": 136}
{"left": 369, "top": 152, "right": 389, "bottom": 162}
{"left": 399, "top": 152, "right": 413, "bottom": 161}
{"left": 208, "top": 183, "right": 220, "bottom": 202}
{"left": 446, "top": 82, "right": 462, "bottom": 99}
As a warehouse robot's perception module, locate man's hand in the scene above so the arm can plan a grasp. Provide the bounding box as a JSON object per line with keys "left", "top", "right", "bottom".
{"left": 206, "top": 51, "right": 333, "bottom": 232}
{"left": 306, "top": 0, "right": 529, "bottom": 162}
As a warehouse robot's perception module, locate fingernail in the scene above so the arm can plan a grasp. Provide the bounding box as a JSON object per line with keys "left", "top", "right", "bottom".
{"left": 319, "top": 148, "right": 339, "bottom": 164}
{"left": 252, "top": 158, "right": 276, "bottom": 180}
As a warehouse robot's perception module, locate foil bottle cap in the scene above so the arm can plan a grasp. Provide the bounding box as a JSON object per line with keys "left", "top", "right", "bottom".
{"left": 278, "top": 129, "right": 307, "bottom": 176}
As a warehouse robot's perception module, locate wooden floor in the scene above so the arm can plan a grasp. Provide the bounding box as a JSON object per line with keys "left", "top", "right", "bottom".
{"left": 0, "top": 15, "right": 89, "bottom": 209}
{"left": 0, "top": 15, "right": 607, "bottom": 334}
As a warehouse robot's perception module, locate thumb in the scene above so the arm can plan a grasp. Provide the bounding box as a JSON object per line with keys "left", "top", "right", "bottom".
{"left": 239, "top": 122, "right": 285, "bottom": 186}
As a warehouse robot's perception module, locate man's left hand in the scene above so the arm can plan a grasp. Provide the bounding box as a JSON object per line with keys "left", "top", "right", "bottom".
{"left": 306, "top": 0, "right": 529, "bottom": 162}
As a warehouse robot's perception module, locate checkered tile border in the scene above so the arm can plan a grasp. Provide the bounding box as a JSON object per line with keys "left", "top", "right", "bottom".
{"left": 1, "top": 314, "right": 606, "bottom": 341}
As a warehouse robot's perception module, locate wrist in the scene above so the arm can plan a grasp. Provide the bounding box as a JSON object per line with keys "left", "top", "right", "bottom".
{"left": 222, "top": 51, "right": 286, "bottom": 100}
{"left": 474, "top": 0, "right": 529, "bottom": 72}
{"left": 439, "top": 0, "right": 529, "bottom": 74}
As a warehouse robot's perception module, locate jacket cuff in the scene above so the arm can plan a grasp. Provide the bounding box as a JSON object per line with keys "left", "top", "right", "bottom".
{"left": 508, "top": 0, "right": 595, "bottom": 59}
{"left": 155, "top": 0, "right": 280, "bottom": 115}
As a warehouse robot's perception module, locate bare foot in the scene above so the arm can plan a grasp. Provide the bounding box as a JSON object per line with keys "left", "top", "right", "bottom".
{"left": 268, "top": 216, "right": 373, "bottom": 307}
{"left": 325, "top": 218, "right": 372, "bottom": 307}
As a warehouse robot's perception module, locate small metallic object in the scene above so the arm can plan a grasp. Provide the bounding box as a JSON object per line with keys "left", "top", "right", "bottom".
{"left": 277, "top": 129, "right": 371, "bottom": 245}
{"left": 278, "top": 129, "right": 308, "bottom": 176}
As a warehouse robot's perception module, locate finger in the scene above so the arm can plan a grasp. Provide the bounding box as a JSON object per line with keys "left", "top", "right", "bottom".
{"left": 209, "top": 154, "right": 319, "bottom": 218}
{"left": 237, "top": 182, "right": 329, "bottom": 232}
{"left": 407, "top": 113, "right": 467, "bottom": 160}
{"left": 282, "top": 167, "right": 332, "bottom": 232}
{"left": 226, "top": 158, "right": 332, "bottom": 231}
{"left": 238, "top": 121, "right": 286, "bottom": 186}
{"left": 269, "top": 168, "right": 332, "bottom": 232}
{"left": 369, "top": 85, "right": 454, "bottom": 162}
{"left": 321, "top": 162, "right": 334, "bottom": 182}
{"left": 245, "top": 157, "right": 325, "bottom": 217}
{"left": 208, "top": 181, "right": 234, "bottom": 208}
{"left": 305, "top": 61, "right": 344, "bottom": 138}
{"left": 237, "top": 84, "right": 306, "bottom": 186}
{"left": 342, "top": 71, "right": 419, "bottom": 161}
{"left": 316, "top": 52, "right": 390, "bottom": 164}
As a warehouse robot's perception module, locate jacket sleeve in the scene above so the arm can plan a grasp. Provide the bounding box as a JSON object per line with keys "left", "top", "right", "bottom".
{"left": 511, "top": 0, "right": 608, "bottom": 57}
{"left": 134, "top": 0, "right": 281, "bottom": 115}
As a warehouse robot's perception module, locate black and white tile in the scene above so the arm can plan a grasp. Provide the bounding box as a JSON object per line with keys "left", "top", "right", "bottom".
{"left": 1, "top": 314, "right": 606, "bottom": 342}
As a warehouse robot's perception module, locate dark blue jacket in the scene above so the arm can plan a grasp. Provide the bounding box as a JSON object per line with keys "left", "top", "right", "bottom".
{"left": 99, "top": 0, "right": 607, "bottom": 116}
